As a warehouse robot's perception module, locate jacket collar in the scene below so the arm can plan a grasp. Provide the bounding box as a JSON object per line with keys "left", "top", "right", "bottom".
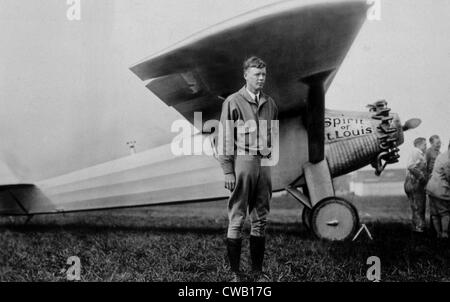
{"left": 238, "top": 86, "right": 268, "bottom": 107}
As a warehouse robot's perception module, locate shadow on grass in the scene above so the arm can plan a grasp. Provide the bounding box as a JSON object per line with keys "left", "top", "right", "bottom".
{"left": 0, "top": 219, "right": 312, "bottom": 239}
{"left": 0, "top": 215, "right": 441, "bottom": 245}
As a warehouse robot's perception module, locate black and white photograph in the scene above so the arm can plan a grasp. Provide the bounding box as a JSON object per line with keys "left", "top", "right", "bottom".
{"left": 0, "top": 0, "right": 449, "bottom": 287}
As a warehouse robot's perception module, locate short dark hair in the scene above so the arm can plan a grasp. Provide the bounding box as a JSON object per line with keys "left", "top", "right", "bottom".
{"left": 429, "top": 135, "right": 440, "bottom": 144}
{"left": 243, "top": 56, "right": 266, "bottom": 73}
{"left": 413, "top": 137, "right": 426, "bottom": 147}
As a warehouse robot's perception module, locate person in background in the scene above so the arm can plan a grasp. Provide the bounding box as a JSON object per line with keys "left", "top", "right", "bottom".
{"left": 426, "top": 135, "right": 441, "bottom": 178}
{"left": 425, "top": 135, "right": 441, "bottom": 234}
{"left": 426, "top": 140, "right": 450, "bottom": 239}
{"left": 404, "top": 137, "right": 428, "bottom": 233}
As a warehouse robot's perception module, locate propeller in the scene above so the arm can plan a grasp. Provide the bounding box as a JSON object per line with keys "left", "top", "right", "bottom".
{"left": 402, "top": 118, "right": 422, "bottom": 131}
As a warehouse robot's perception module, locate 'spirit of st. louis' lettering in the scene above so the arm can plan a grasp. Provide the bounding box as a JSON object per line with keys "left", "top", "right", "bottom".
{"left": 325, "top": 116, "right": 373, "bottom": 141}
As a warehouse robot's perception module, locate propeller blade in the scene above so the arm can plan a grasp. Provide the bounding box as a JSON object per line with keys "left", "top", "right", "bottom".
{"left": 402, "top": 118, "right": 422, "bottom": 131}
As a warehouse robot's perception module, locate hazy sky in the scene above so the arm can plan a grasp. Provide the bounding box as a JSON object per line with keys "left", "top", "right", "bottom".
{"left": 0, "top": 0, "right": 449, "bottom": 181}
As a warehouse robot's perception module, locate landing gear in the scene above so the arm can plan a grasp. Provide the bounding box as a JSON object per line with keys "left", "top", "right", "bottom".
{"left": 310, "top": 197, "right": 359, "bottom": 241}
{"left": 286, "top": 183, "right": 360, "bottom": 241}
{"left": 302, "top": 207, "right": 311, "bottom": 230}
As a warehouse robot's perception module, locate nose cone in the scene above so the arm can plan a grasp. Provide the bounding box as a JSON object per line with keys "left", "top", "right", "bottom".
{"left": 392, "top": 115, "right": 422, "bottom": 147}
{"left": 402, "top": 118, "right": 422, "bottom": 131}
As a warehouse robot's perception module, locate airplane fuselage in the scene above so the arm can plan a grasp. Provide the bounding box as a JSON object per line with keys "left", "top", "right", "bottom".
{"left": 0, "top": 104, "right": 405, "bottom": 216}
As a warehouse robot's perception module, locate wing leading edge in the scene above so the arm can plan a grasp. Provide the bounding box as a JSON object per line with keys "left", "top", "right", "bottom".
{"left": 130, "top": 0, "right": 369, "bottom": 129}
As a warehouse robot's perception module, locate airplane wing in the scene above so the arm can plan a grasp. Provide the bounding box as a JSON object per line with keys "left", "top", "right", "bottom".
{"left": 130, "top": 0, "right": 369, "bottom": 136}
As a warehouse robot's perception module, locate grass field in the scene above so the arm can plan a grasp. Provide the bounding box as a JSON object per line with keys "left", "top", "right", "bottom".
{"left": 0, "top": 194, "right": 449, "bottom": 282}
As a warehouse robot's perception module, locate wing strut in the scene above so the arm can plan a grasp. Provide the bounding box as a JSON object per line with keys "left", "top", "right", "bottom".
{"left": 301, "top": 69, "right": 335, "bottom": 163}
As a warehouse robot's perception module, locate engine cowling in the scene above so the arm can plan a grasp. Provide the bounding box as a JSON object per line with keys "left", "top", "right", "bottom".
{"left": 325, "top": 100, "right": 419, "bottom": 177}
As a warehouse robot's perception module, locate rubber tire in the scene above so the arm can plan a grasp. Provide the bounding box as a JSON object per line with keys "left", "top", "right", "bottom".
{"left": 311, "top": 197, "right": 359, "bottom": 241}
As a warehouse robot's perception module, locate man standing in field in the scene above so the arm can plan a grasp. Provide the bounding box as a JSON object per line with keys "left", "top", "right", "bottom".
{"left": 218, "top": 56, "right": 278, "bottom": 282}
{"left": 426, "top": 135, "right": 441, "bottom": 178}
{"left": 404, "top": 137, "right": 428, "bottom": 233}
{"left": 426, "top": 141, "right": 450, "bottom": 239}
{"left": 425, "top": 135, "right": 441, "bottom": 234}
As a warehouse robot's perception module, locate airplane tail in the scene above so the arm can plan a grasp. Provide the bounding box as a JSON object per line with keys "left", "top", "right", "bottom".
{"left": 0, "top": 160, "right": 54, "bottom": 215}
{"left": 0, "top": 184, "right": 34, "bottom": 215}
{"left": 0, "top": 184, "right": 56, "bottom": 216}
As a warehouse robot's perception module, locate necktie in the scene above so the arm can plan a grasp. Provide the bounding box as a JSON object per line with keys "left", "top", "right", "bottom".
{"left": 255, "top": 94, "right": 259, "bottom": 105}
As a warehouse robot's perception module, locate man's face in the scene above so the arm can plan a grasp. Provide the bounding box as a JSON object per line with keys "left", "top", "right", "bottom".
{"left": 244, "top": 67, "right": 266, "bottom": 93}
{"left": 432, "top": 138, "right": 441, "bottom": 151}
{"left": 419, "top": 141, "right": 427, "bottom": 153}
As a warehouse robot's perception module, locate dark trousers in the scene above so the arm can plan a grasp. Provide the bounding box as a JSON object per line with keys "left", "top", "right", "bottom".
{"left": 406, "top": 190, "right": 426, "bottom": 231}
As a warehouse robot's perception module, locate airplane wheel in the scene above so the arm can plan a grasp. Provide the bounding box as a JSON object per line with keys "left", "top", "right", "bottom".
{"left": 302, "top": 207, "right": 311, "bottom": 230}
{"left": 311, "top": 197, "right": 359, "bottom": 241}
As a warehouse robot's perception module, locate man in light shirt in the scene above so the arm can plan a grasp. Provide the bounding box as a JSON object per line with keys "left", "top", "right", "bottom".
{"left": 404, "top": 137, "right": 428, "bottom": 233}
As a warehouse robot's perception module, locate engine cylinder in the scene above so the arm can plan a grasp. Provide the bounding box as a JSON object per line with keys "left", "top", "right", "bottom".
{"left": 326, "top": 133, "right": 381, "bottom": 178}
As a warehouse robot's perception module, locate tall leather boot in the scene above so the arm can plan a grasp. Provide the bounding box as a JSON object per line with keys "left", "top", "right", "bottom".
{"left": 250, "top": 235, "right": 268, "bottom": 282}
{"left": 226, "top": 238, "right": 242, "bottom": 282}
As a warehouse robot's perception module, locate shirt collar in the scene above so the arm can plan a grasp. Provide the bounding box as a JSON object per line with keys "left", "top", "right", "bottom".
{"left": 239, "top": 86, "right": 267, "bottom": 107}
{"left": 246, "top": 86, "right": 260, "bottom": 102}
{"left": 414, "top": 147, "right": 424, "bottom": 156}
